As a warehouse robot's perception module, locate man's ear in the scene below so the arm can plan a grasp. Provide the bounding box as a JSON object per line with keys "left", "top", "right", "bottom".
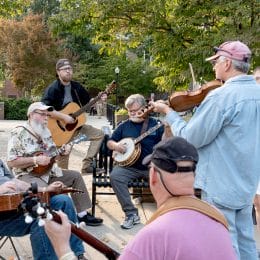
{"left": 149, "top": 166, "right": 158, "bottom": 186}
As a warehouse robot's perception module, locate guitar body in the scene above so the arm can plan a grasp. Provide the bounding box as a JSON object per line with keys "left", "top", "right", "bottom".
{"left": 0, "top": 192, "right": 50, "bottom": 212}
{"left": 48, "top": 102, "right": 86, "bottom": 146}
{"left": 0, "top": 188, "right": 83, "bottom": 212}
{"left": 31, "top": 151, "right": 55, "bottom": 175}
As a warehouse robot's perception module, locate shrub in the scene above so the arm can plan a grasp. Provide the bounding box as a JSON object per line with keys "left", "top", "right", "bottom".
{"left": 0, "top": 98, "right": 32, "bottom": 120}
{"left": 115, "top": 108, "right": 128, "bottom": 115}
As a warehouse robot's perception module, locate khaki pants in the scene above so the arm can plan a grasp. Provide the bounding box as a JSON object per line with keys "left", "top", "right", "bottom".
{"left": 58, "top": 124, "right": 104, "bottom": 172}
{"left": 18, "top": 169, "right": 92, "bottom": 213}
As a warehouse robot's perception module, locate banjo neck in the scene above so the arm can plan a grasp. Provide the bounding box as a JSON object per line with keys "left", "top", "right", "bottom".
{"left": 134, "top": 122, "right": 162, "bottom": 145}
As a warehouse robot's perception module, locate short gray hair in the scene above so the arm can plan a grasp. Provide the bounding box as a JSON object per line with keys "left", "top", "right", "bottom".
{"left": 125, "top": 94, "right": 146, "bottom": 109}
{"left": 219, "top": 55, "right": 250, "bottom": 73}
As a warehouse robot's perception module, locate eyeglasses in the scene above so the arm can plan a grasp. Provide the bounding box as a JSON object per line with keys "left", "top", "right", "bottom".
{"left": 59, "top": 67, "right": 73, "bottom": 71}
{"left": 33, "top": 111, "right": 50, "bottom": 117}
{"left": 127, "top": 106, "right": 144, "bottom": 113}
{"left": 210, "top": 56, "right": 227, "bottom": 67}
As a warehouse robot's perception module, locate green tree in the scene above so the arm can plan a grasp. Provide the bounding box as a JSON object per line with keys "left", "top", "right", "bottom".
{"left": 49, "top": 0, "right": 260, "bottom": 92}
{"left": 0, "top": 0, "right": 31, "bottom": 18}
{"left": 72, "top": 53, "right": 157, "bottom": 106}
{"left": 0, "top": 14, "right": 65, "bottom": 96}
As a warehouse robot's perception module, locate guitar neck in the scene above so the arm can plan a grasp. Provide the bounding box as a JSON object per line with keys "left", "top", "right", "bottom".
{"left": 71, "top": 81, "right": 116, "bottom": 118}
{"left": 48, "top": 135, "right": 87, "bottom": 158}
{"left": 53, "top": 213, "right": 120, "bottom": 259}
{"left": 134, "top": 123, "right": 162, "bottom": 144}
{"left": 72, "top": 96, "right": 101, "bottom": 118}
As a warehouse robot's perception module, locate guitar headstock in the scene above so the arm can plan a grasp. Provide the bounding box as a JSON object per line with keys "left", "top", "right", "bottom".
{"left": 18, "top": 183, "right": 50, "bottom": 225}
{"left": 104, "top": 80, "right": 117, "bottom": 95}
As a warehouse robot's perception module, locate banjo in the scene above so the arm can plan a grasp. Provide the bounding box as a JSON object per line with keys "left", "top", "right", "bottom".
{"left": 113, "top": 122, "right": 163, "bottom": 167}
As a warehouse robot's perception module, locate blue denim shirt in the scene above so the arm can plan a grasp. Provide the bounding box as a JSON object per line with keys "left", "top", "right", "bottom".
{"left": 166, "top": 75, "right": 260, "bottom": 209}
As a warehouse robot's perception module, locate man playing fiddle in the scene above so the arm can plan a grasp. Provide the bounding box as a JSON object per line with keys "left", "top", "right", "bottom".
{"left": 107, "top": 94, "right": 164, "bottom": 229}
{"left": 150, "top": 41, "right": 260, "bottom": 259}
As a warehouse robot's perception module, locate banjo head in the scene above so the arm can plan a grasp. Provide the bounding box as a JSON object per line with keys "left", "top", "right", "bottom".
{"left": 114, "top": 138, "right": 136, "bottom": 163}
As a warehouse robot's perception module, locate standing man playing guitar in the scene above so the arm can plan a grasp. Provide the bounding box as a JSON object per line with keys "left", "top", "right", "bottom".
{"left": 41, "top": 58, "right": 104, "bottom": 174}
{"left": 7, "top": 102, "right": 103, "bottom": 226}
{"left": 107, "top": 94, "right": 164, "bottom": 229}
{"left": 0, "top": 159, "right": 87, "bottom": 260}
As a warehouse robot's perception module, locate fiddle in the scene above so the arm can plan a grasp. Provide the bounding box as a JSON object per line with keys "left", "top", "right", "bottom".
{"left": 138, "top": 79, "right": 223, "bottom": 118}
{"left": 168, "top": 79, "right": 223, "bottom": 112}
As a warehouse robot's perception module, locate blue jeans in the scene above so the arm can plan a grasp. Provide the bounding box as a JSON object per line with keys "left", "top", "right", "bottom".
{"left": 0, "top": 194, "right": 84, "bottom": 260}
{"left": 201, "top": 191, "right": 257, "bottom": 260}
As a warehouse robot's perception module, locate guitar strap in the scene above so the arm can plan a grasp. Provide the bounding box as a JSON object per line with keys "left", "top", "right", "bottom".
{"left": 73, "top": 89, "right": 83, "bottom": 108}
{"left": 140, "top": 117, "right": 149, "bottom": 135}
{"left": 16, "top": 126, "right": 43, "bottom": 144}
{"left": 146, "top": 196, "right": 228, "bottom": 230}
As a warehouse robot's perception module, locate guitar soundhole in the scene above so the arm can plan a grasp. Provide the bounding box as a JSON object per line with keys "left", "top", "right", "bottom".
{"left": 66, "top": 119, "right": 78, "bottom": 131}
{"left": 57, "top": 120, "right": 66, "bottom": 132}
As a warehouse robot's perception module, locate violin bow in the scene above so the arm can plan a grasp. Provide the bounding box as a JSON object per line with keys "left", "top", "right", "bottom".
{"left": 189, "top": 63, "right": 200, "bottom": 91}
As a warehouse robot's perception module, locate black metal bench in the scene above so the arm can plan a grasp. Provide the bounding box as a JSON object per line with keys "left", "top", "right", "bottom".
{"left": 91, "top": 130, "right": 151, "bottom": 216}
{"left": 91, "top": 127, "right": 203, "bottom": 216}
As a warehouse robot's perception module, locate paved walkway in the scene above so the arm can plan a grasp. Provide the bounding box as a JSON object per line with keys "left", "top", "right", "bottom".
{"left": 0, "top": 115, "right": 156, "bottom": 260}
{"left": 1, "top": 115, "right": 260, "bottom": 259}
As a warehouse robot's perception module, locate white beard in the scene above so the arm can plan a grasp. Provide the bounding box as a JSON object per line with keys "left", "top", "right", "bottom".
{"left": 129, "top": 117, "right": 144, "bottom": 123}
{"left": 30, "top": 120, "right": 51, "bottom": 139}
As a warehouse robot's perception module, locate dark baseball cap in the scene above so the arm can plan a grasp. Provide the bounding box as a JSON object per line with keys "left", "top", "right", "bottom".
{"left": 56, "top": 59, "right": 72, "bottom": 70}
{"left": 143, "top": 137, "right": 198, "bottom": 172}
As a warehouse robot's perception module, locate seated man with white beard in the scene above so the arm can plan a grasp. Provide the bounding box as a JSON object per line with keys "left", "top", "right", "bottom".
{"left": 107, "top": 94, "right": 164, "bottom": 229}
{"left": 7, "top": 102, "right": 103, "bottom": 226}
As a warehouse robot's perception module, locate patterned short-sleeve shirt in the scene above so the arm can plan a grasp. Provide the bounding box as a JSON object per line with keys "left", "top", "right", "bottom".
{"left": 7, "top": 122, "right": 62, "bottom": 181}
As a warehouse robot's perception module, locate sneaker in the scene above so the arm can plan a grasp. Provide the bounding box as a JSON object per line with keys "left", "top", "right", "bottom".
{"left": 78, "top": 254, "right": 88, "bottom": 260}
{"left": 121, "top": 214, "right": 140, "bottom": 229}
{"left": 78, "top": 212, "right": 103, "bottom": 226}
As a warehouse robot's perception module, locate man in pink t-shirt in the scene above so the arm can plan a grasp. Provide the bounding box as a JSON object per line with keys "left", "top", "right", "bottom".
{"left": 43, "top": 137, "right": 236, "bottom": 260}
{"left": 119, "top": 137, "right": 236, "bottom": 260}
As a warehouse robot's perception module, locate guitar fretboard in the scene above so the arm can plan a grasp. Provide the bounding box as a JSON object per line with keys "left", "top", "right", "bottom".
{"left": 49, "top": 135, "right": 87, "bottom": 158}
{"left": 71, "top": 81, "right": 116, "bottom": 118}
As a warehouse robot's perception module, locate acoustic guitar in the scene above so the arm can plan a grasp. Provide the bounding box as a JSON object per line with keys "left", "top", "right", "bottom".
{"left": 31, "top": 134, "right": 87, "bottom": 175}
{"left": 19, "top": 185, "right": 120, "bottom": 260}
{"left": 48, "top": 81, "right": 117, "bottom": 146}
{"left": 0, "top": 187, "right": 83, "bottom": 212}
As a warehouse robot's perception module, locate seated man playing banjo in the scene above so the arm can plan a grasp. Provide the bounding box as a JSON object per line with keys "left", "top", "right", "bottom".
{"left": 107, "top": 94, "right": 164, "bottom": 229}
{"left": 0, "top": 159, "right": 86, "bottom": 260}
{"left": 7, "top": 102, "right": 103, "bottom": 227}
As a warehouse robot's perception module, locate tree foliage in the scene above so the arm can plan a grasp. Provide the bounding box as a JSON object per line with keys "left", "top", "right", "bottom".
{"left": 0, "top": 0, "right": 31, "bottom": 18}
{"left": 0, "top": 14, "right": 65, "bottom": 95}
{"left": 49, "top": 0, "right": 260, "bottom": 92}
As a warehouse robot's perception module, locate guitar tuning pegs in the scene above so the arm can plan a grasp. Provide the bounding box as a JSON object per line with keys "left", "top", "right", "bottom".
{"left": 25, "top": 213, "right": 33, "bottom": 224}
{"left": 36, "top": 203, "right": 45, "bottom": 215}
{"left": 46, "top": 211, "right": 53, "bottom": 220}
{"left": 38, "top": 218, "right": 45, "bottom": 227}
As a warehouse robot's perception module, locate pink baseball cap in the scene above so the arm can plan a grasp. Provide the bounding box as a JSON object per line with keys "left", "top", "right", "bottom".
{"left": 206, "top": 41, "right": 251, "bottom": 62}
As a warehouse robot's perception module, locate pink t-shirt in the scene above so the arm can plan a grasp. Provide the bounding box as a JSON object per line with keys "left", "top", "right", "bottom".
{"left": 119, "top": 209, "right": 236, "bottom": 260}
